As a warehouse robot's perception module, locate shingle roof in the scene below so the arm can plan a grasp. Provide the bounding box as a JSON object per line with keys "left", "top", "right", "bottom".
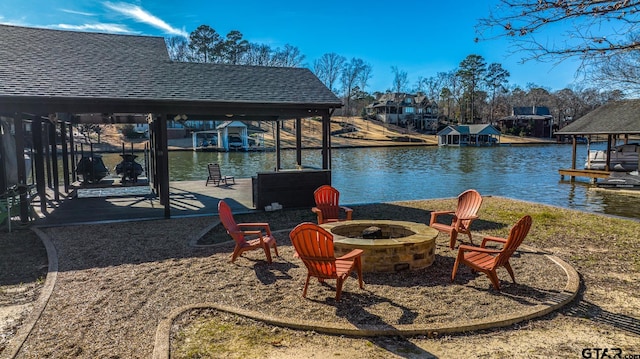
{"left": 556, "top": 99, "right": 640, "bottom": 135}
{"left": 0, "top": 24, "right": 169, "bottom": 99}
{"left": 437, "top": 124, "right": 501, "bottom": 136}
{"left": 513, "top": 106, "right": 551, "bottom": 116}
{"left": 0, "top": 24, "right": 341, "bottom": 114}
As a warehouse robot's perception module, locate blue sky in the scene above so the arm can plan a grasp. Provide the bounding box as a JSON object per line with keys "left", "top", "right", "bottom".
{"left": 0, "top": 0, "right": 584, "bottom": 93}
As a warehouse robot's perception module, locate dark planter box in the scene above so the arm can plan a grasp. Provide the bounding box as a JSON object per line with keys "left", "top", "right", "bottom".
{"left": 252, "top": 169, "right": 331, "bottom": 210}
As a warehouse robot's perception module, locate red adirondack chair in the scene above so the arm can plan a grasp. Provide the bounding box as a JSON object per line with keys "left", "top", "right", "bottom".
{"left": 311, "top": 185, "right": 353, "bottom": 224}
{"left": 218, "top": 200, "right": 278, "bottom": 263}
{"left": 429, "top": 189, "right": 483, "bottom": 249}
{"left": 451, "top": 215, "right": 532, "bottom": 290}
{"left": 289, "top": 222, "right": 364, "bottom": 301}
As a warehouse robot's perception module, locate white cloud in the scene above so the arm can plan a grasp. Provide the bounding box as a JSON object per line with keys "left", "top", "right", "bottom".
{"left": 103, "top": 2, "right": 188, "bottom": 37}
{"left": 60, "top": 9, "right": 97, "bottom": 17}
{"left": 55, "top": 23, "right": 135, "bottom": 34}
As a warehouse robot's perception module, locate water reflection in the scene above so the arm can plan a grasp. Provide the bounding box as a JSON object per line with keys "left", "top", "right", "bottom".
{"left": 93, "top": 144, "right": 640, "bottom": 220}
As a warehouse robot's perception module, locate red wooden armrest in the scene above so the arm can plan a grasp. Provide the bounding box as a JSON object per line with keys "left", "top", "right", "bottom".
{"left": 481, "top": 235, "right": 507, "bottom": 247}
{"left": 458, "top": 244, "right": 501, "bottom": 254}
{"left": 337, "top": 249, "right": 363, "bottom": 261}
{"left": 237, "top": 223, "right": 272, "bottom": 234}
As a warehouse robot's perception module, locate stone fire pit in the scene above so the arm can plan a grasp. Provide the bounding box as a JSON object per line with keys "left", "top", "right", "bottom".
{"left": 320, "top": 220, "right": 439, "bottom": 273}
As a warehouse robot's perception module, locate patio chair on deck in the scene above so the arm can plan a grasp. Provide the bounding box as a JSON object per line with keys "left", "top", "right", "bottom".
{"left": 206, "top": 163, "right": 235, "bottom": 186}
{"left": 312, "top": 185, "right": 353, "bottom": 224}
{"left": 218, "top": 200, "right": 278, "bottom": 263}
{"left": 429, "top": 189, "right": 483, "bottom": 249}
{"left": 451, "top": 215, "right": 532, "bottom": 290}
{"left": 289, "top": 222, "right": 364, "bottom": 301}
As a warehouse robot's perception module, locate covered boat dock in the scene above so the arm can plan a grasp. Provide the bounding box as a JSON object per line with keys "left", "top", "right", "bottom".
{"left": 0, "top": 24, "right": 342, "bottom": 226}
{"left": 556, "top": 99, "right": 640, "bottom": 182}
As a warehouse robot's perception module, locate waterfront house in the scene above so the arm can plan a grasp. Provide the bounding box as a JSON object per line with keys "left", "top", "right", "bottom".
{"left": 366, "top": 92, "right": 438, "bottom": 132}
{"left": 497, "top": 106, "right": 553, "bottom": 138}
{"left": 437, "top": 124, "right": 501, "bottom": 146}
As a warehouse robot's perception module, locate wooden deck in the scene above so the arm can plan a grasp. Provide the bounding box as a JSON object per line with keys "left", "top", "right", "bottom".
{"left": 31, "top": 178, "right": 256, "bottom": 226}
{"left": 558, "top": 168, "right": 611, "bottom": 183}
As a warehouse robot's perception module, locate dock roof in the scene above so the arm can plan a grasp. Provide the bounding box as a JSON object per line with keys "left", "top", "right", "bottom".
{"left": 556, "top": 99, "right": 640, "bottom": 135}
{"left": 0, "top": 24, "right": 341, "bottom": 118}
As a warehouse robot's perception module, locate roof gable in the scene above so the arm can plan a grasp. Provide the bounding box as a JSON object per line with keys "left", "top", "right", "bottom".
{"left": 437, "top": 124, "right": 500, "bottom": 136}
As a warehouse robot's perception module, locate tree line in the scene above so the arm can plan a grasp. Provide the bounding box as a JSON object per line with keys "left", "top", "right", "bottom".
{"left": 168, "top": 8, "right": 634, "bottom": 128}
{"left": 166, "top": 24, "right": 305, "bottom": 67}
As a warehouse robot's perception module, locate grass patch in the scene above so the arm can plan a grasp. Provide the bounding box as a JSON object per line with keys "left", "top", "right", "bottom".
{"left": 172, "top": 311, "right": 291, "bottom": 359}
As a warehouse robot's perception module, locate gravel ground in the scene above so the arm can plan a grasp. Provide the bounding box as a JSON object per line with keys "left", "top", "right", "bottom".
{"left": 2, "top": 197, "right": 639, "bottom": 358}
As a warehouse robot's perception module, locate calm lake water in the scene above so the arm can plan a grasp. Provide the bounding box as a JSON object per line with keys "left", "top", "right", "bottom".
{"left": 95, "top": 143, "right": 640, "bottom": 220}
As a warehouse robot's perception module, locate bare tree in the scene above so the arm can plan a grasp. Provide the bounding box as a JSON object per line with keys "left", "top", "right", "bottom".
{"left": 590, "top": 45, "right": 640, "bottom": 95}
{"left": 313, "top": 53, "right": 346, "bottom": 93}
{"left": 243, "top": 43, "right": 275, "bottom": 66}
{"left": 391, "top": 66, "right": 409, "bottom": 124}
{"left": 477, "top": 1, "right": 640, "bottom": 91}
{"left": 272, "top": 44, "right": 305, "bottom": 67}
{"left": 358, "top": 62, "right": 373, "bottom": 93}
{"left": 525, "top": 84, "right": 551, "bottom": 108}
{"left": 341, "top": 58, "right": 369, "bottom": 117}
{"left": 422, "top": 74, "right": 446, "bottom": 101}
{"left": 165, "top": 36, "right": 190, "bottom": 61}
{"left": 477, "top": 1, "right": 640, "bottom": 61}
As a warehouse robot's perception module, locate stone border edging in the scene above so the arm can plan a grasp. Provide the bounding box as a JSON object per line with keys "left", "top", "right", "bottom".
{"left": 2, "top": 228, "right": 58, "bottom": 359}
{"left": 152, "top": 244, "right": 580, "bottom": 359}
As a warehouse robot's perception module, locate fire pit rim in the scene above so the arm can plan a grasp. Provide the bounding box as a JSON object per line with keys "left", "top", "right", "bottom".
{"left": 320, "top": 219, "right": 438, "bottom": 248}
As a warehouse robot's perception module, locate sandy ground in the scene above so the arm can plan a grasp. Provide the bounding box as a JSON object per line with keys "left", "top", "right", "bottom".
{"left": 86, "top": 116, "right": 555, "bottom": 152}
{"left": 1, "top": 198, "right": 639, "bottom": 358}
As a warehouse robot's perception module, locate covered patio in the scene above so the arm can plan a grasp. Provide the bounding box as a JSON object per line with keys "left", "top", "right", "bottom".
{"left": 0, "top": 24, "right": 341, "bottom": 226}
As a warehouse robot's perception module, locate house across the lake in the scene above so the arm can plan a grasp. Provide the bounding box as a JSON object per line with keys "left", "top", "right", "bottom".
{"left": 497, "top": 106, "right": 554, "bottom": 138}
{"left": 365, "top": 92, "right": 438, "bottom": 132}
{"left": 437, "top": 124, "right": 501, "bottom": 146}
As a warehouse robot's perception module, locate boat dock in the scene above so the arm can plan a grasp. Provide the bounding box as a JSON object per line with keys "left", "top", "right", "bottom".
{"left": 558, "top": 169, "right": 611, "bottom": 183}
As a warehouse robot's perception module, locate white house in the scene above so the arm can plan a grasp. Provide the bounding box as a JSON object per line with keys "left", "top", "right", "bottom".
{"left": 437, "top": 124, "right": 501, "bottom": 146}
{"left": 216, "top": 120, "right": 248, "bottom": 151}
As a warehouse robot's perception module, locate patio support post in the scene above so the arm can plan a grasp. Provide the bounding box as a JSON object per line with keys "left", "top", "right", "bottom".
{"left": 158, "top": 114, "right": 170, "bottom": 218}
{"left": 295, "top": 118, "right": 302, "bottom": 168}
{"left": 43, "top": 118, "right": 52, "bottom": 189}
{"left": 59, "top": 115, "right": 70, "bottom": 193}
{"left": 47, "top": 115, "right": 60, "bottom": 201}
{"left": 31, "top": 116, "right": 47, "bottom": 217}
{"left": 606, "top": 135, "right": 612, "bottom": 171}
{"left": 321, "top": 112, "right": 330, "bottom": 170}
{"left": 13, "top": 115, "right": 26, "bottom": 189}
{"left": 68, "top": 121, "right": 76, "bottom": 183}
{"left": 13, "top": 115, "right": 33, "bottom": 221}
{"left": 275, "top": 121, "right": 281, "bottom": 171}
